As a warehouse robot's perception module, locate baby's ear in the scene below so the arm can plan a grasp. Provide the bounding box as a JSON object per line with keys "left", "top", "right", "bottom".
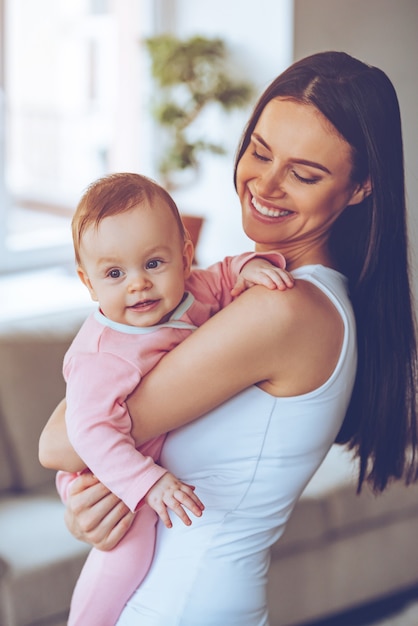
{"left": 182, "top": 238, "right": 195, "bottom": 278}
{"left": 77, "top": 266, "right": 98, "bottom": 301}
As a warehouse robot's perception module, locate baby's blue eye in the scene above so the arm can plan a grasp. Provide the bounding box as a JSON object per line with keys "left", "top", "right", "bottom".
{"left": 146, "top": 259, "right": 162, "bottom": 270}
{"left": 108, "top": 269, "right": 122, "bottom": 279}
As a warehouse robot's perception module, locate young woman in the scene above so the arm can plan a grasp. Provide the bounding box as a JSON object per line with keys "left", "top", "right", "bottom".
{"left": 39, "top": 51, "right": 417, "bottom": 625}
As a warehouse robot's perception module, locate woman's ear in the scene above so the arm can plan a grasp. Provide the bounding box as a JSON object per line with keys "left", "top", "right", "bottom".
{"left": 182, "top": 238, "right": 195, "bottom": 279}
{"left": 77, "top": 266, "right": 98, "bottom": 301}
{"left": 348, "top": 177, "right": 372, "bottom": 206}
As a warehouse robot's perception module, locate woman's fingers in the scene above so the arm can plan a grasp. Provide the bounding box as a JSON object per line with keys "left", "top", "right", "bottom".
{"left": 65, "top": 472, "right": 134, "bottom": 550}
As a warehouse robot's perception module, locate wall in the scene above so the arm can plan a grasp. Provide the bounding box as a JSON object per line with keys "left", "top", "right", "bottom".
{"left": 293, "top": 0, "right": 418, "bottom": 293}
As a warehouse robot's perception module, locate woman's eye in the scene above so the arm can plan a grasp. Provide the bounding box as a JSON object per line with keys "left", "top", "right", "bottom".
{"left": 146, "top": 259, "right": 162, "bottom": 270}
{"left": 293, "top": 170, "right": 320, "bottom": 185}
{"left": 108, "top": 269, "right": 122, "bottom": 279}
{"left": 252, "top": 149, "right": 270, "bottom": 162}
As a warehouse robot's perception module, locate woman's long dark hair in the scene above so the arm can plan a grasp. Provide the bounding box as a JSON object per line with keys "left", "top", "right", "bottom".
{"left": 234, "top": 51, "right": 418, "bottom": 492}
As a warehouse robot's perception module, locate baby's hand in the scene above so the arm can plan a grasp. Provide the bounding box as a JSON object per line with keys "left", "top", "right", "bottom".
{"left": 144, "top": 472, "right": 205, "bottom": 528}
{"left": 231, "top": 257, "right": 294, "bottom": 297}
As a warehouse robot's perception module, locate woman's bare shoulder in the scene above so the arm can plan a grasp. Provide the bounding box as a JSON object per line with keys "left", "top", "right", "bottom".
{"left": 232, "top": 280, "right": 345, "bottom": 396}
{"left": 231, "top": 278, "right": 341, "bottom": 332}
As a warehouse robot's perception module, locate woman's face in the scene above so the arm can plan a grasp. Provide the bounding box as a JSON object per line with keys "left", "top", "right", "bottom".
{"left": 236, "top": 98, "right": 369, "bottom": 268}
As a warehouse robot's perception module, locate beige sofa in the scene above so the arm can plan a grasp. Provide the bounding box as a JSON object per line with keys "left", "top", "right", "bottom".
{"left": 1, "top": 309, "right": 418, "bottom": 626}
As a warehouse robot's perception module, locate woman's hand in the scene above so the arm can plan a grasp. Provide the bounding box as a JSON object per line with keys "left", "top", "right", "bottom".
{"left": 65, "top": 471, "right": 135, "bottom": 550}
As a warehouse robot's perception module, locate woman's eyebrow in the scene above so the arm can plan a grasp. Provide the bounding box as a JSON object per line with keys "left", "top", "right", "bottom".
{"left": 292, "top": 158, "right": 331, "bottom": 174}
{"left": 252, "top": 132, "right": 331, "bottom": 174}
{"left": 252, "top": 133, "right": 271, "bottom": 150}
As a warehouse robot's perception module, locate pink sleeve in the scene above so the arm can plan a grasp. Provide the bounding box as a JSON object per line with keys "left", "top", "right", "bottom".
{"left": 55, "top": 470, "right": 78, "bottom": 504}
{"left": 186, "top": 250, "right": 287, "bottom": 310}
{"left": 64, "top": 351, "right": 167, "bottom": 512}
{"left": 220, "top": 250, "right": 286, "bottom": 276}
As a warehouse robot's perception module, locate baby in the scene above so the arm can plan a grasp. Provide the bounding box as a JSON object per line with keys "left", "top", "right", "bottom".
{"left": 60, "top": 172, "right": 292, "bottom": 625}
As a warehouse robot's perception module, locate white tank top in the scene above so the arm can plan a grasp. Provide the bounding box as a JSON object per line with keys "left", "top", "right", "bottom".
{"left": 117, "top": 264, "right": 357, "bottom": 626}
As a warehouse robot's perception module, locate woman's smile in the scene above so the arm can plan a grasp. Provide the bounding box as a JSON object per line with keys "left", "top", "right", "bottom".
{"left": 251, "top": 194, "right": 294, "bottom": 219}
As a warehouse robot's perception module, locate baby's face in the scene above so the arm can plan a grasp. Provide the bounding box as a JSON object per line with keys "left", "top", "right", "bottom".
{"left": 77, "top": 201, "right": 193, "bottom": 327}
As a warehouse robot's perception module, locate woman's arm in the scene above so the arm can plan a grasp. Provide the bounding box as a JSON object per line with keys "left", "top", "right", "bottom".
{"left": 38, "top": 288, "right": 270, "bottom": 470}
{"left": 40, "top": 284, "right": 289, "bottom": 468}
{"left": 129, "top": 280, "right": 338, "bottom": 443}
{"left": 39, "top": 398, "right": 86, "bottom": 472}
{"left": 40, "top": 282, "right": 339, "bottom": 460}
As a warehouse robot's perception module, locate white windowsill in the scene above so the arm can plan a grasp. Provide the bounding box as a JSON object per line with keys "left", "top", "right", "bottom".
{"left": 0, "top": 266, "right": 94, "bottom": 323}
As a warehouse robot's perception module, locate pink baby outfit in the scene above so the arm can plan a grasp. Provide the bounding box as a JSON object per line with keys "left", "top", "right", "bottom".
{"left": 58, "top": 251, "right": 285, "bottom": 626}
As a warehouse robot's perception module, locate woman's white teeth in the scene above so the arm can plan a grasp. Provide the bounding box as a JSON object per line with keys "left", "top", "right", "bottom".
{"left": 251, "top": 197, "right": 290, "bottom": 217}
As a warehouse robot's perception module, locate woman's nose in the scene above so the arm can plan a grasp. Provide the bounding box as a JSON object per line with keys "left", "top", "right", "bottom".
{"left": 255, "top": 166, "right": 286, "bottom": 198}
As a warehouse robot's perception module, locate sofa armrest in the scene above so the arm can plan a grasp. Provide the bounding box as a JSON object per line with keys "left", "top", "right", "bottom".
{"left": 0, "top": 309, "right": 88, "bottom": 491}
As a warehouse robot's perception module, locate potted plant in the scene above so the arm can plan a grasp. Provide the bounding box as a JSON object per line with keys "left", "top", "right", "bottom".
{"left": 144, "top": 33, "right": 254, "bottom": 192}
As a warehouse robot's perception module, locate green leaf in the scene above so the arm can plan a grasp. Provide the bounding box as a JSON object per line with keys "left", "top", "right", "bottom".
{"left": 143, "top": 33, "right": 254, "bottom": 187}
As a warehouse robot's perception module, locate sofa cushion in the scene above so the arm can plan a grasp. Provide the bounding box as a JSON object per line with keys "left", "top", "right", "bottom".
{"left": 0, "top": 309, "right": 88, "bottom": 491}
{"left": 275, "top": 445, "right": 418, "bottom": 556}
{"left": 0, "top": 489, "right": 89, "bottom": 626}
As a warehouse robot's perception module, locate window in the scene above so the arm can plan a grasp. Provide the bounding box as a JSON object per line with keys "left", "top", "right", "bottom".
{"left": 0, "top": 0, "right": 147, "bottom": 274}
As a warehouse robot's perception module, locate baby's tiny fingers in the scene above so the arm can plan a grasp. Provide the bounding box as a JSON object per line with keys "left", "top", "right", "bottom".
{"left": 187, "top": 490, "right": 205, "bottom": 512}
{"left": 178, "top": 484, "right": 204, "bottom": 508}
{"left": 230, "top": 277, "right": 246, "bottom": 297}
{"left": 155, "top": 504, "right": 173, "bottom": 529}
{"left": 167, "top": 497, "right": 193, "bottom": 526}
{"left": 174, "top": 489, "right": 204, "bottom": 518}
{"left": 277, "top": 270, "right": 295, "bottom": 286}
{"left": 268, "top": 271, "right": 294, "bottom": 290}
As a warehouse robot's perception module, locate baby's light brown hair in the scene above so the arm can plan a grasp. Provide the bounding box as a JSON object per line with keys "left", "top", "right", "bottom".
{"left": 72, "top": 172, "right": 187, "bottom": 265}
